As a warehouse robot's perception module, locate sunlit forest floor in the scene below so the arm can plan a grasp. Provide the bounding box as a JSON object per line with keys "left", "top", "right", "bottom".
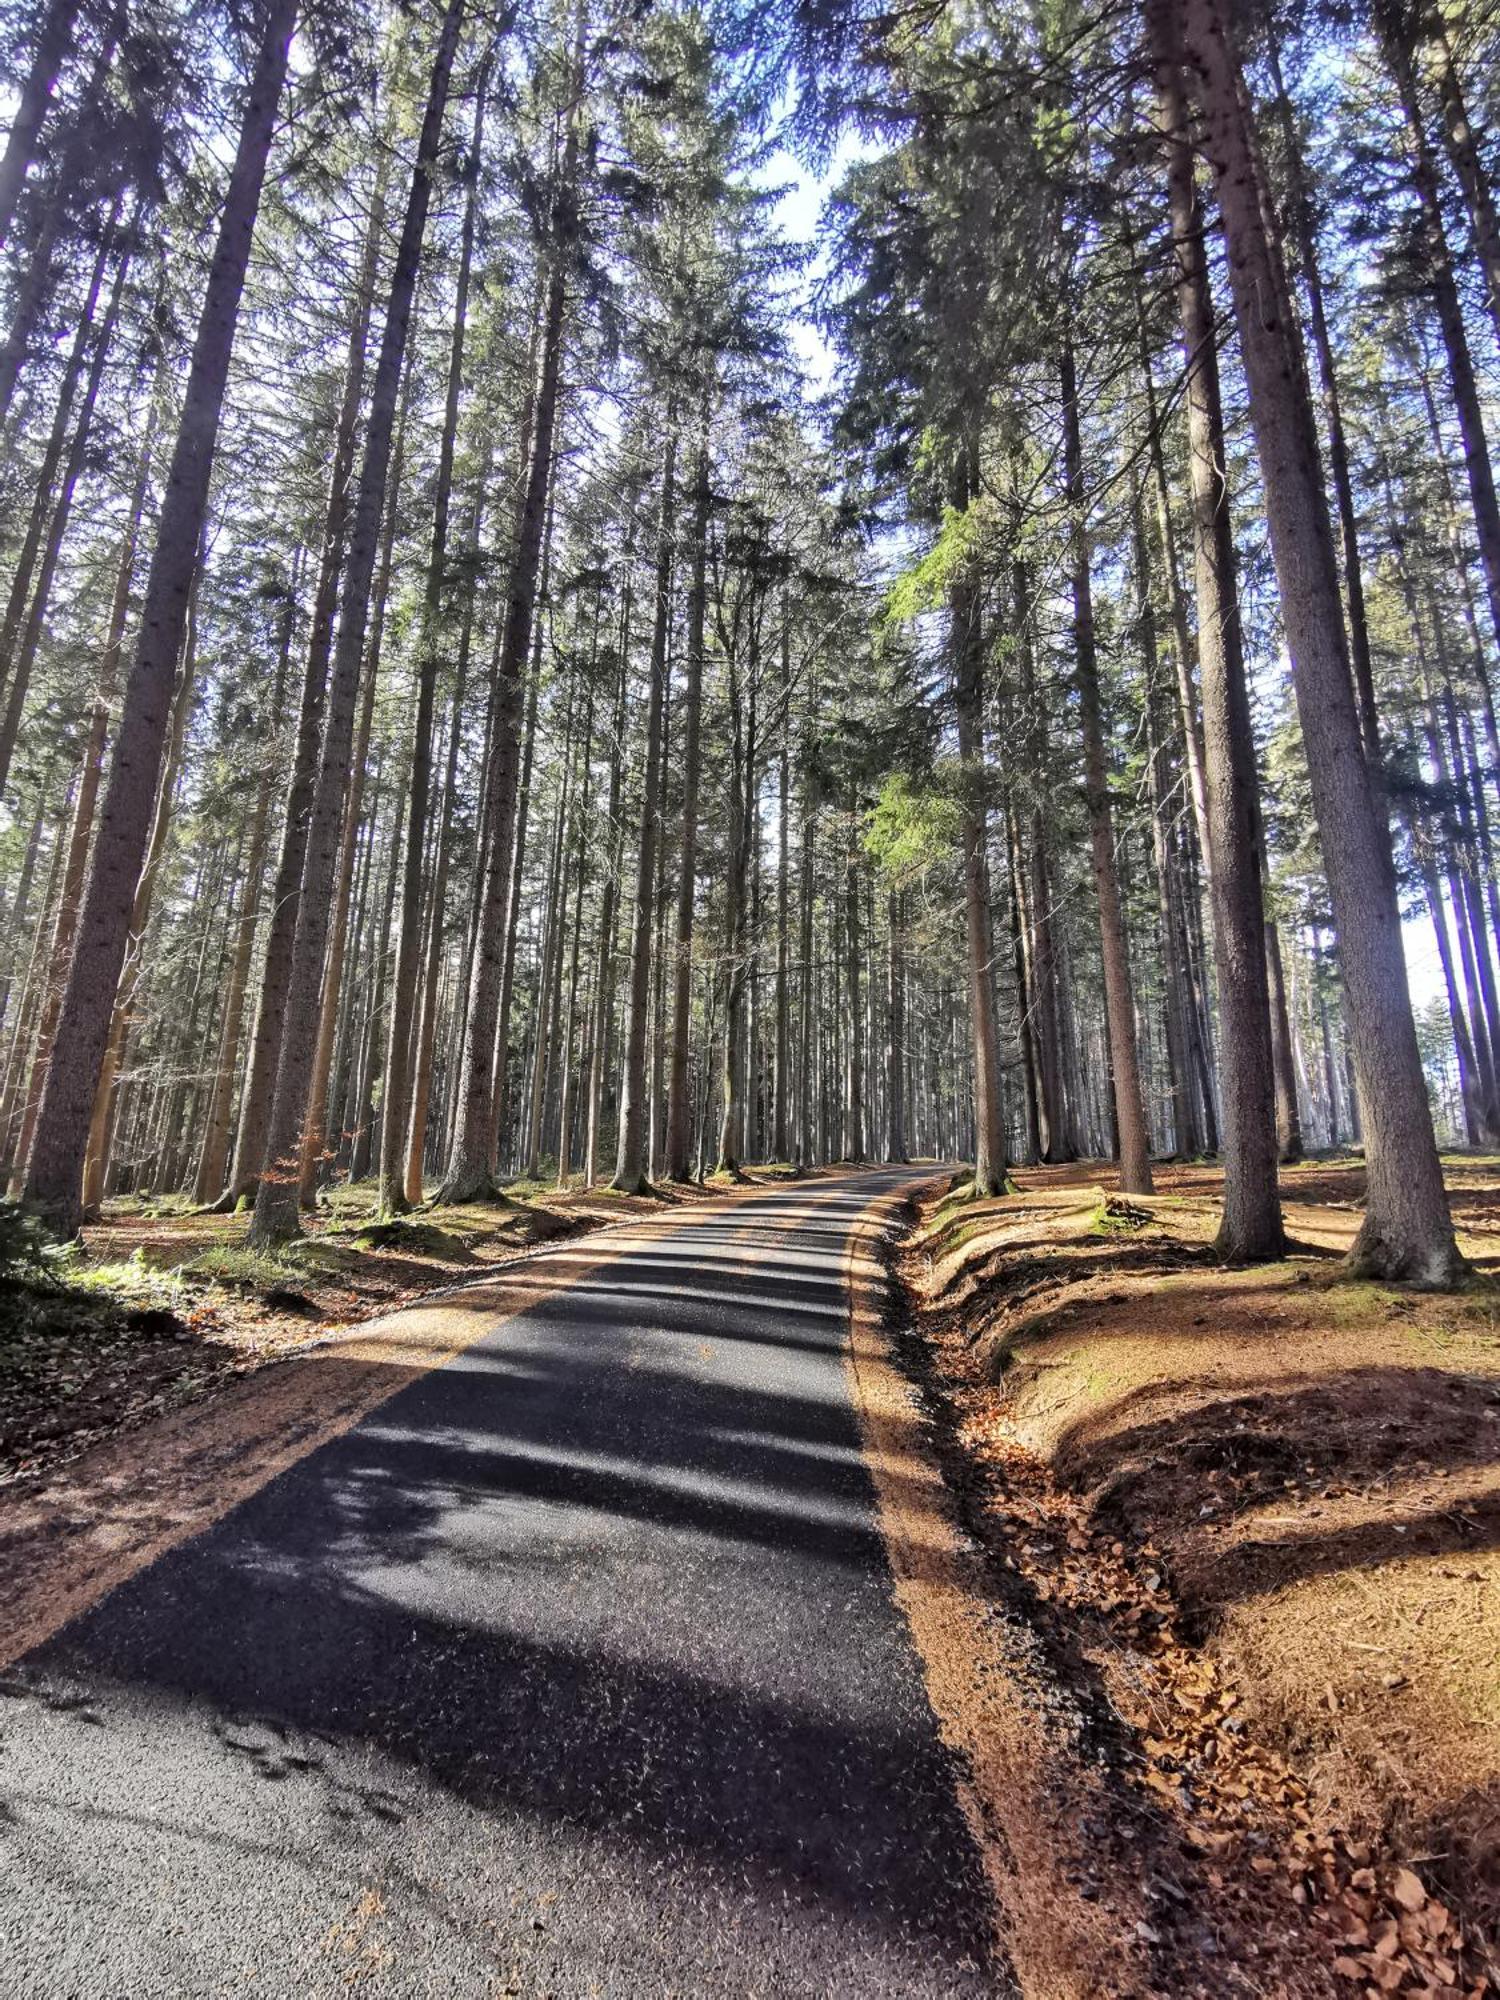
{"left": 0, "top": 1168, "right": 803, "bottom": 1491}
{"left": 899, "top": 1155, "right": 1500, "bottom": 1997}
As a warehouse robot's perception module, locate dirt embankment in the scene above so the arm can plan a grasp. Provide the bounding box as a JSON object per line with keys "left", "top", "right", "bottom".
{"left": 895, "top": 1157, "right": 1500, "bottom": 2000}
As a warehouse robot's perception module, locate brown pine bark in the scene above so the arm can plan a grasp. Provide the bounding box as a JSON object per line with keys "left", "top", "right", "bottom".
{"left": 584, "top": 623, "right": 630, "bottom": 1187}
{"left": 226, "top": 165, "right": 387, "bottom": 1207}
{"left": 1378, "top": 0, "right": 1500, "bottom": 670}
{"left": 441, "top": 111, "right": 574, "bottom": 1203}
{"left": 616, "top": 429, "right": 676, "bottom": 1191}
{"left": 888, "top": 888, "right": 907, "bottom": 1163}
{"left": 772, "top": 623, "right": 792, "bottom": 1163}
{"left": 952, "top": 469, "right": 1007, "bottom": 1195}
{"left": 82, "top": 563, "right": 203, "bottom": 1212}
{"left": 301, "top": 378, "right": 411, "bottom": 1205}
{"left": 1179, "top": 0, "right": 1460, "bottom": 1283}
{"left": 377, "top": 67, "right": 484, "bottom": 1216}
{"left": 1150, "top": 3, "right": 1281, "bottom": 1250}
{"left": 251, "top": 0, "right": 466, "bottom": 1247}
{"left": 1060, "top": 335, "right": 1152, "bottom": 1195}
{"left": 1263, "top": 26, "right": 1380, "bottom": 764}
{"left": 664, "top": 418, "right": 709, "bottom": 1181}
{"left": 23, "top": 0, "right": 297, "bottom": 1233}
{"left": 191, "top": 576, "right": 297, "bottom": 1203}
{"left": 404, "top": 482, "right": 484, "bottom": 1203}
{"left": 843, "top": 845, "right": 865, "bottom": 1161}
{"left": 9, "top": 413, "right": 151, "bottom": 1189}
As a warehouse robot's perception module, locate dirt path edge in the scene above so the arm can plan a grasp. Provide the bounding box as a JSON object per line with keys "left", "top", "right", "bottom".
{"left": 843, "top": 1178, "right": 1151, "bottom": 2000}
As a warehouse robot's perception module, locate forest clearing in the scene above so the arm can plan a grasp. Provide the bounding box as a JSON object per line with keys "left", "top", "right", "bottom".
{"left": 5, "top": 0, "right": 1500, "bottom": 1986}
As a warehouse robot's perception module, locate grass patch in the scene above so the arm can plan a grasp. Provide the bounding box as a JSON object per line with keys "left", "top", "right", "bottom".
{"left": 340, "top": 1218, "right": 474, "bottom": 1260}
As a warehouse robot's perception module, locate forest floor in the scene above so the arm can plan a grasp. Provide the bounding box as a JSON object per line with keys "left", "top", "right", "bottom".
{"left": 0, "top": 1171, "right": 787, "bottom": 1493}
{"left": 893, "top": 1154, "right": 1500, "bottom": 1999}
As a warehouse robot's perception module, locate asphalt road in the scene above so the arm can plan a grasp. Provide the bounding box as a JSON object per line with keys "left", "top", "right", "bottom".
{"left": 0, "top": 1169, "right": 999, "bottom": 1998}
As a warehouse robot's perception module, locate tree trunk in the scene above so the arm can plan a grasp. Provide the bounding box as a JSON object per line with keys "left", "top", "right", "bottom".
{"left": 191, "top": 579, "right": 296, "bottom": 1202}
{"left": 226, "top": 160, "right": 387, "bottom": 1207}
{"left": 1180, "top": 0, "right": 1459, "bottom": 1281}
{"left": 843, "top": 844, "right": 864, "bottom": 1161}
{"left": 953, "top": 473, "right": 1007, "bottom": 1195}
{"left": 9, "top": 402, "right": 151, "bottom": 1188}
{"left": 771, "top": 618, "right": 791, "bottom": 1163}
{"left": 584, "top": 623, "right": 630, "bottom": 1187}
{"left": 405, "top": 482, "right": 484, "bottom": 1202}
{"left": 1262, "top": 920, "right": 1304, "bottom": 1164}
{"left": 1151, "top": 4, "right": 1281, "bottom": 1249}
{"left": 615, "top": 428, "right": 675, "bottom": 1192}
{"left": 83, "top": 563, "right": 203, "bottom": 1212}
{"left": 1264, "top": 26, "right": 1380, "bottom": 764}
{"left": 441, "top": 112, "right": 573, "bottom": 1204}
{"left": 250, "top": 0, "right": 465, "bottom": 1246}
{"left": 1379, "top": 2, "right": 1500, "bottom": 673}
{"left": 300, "top": 368, "right": 411, "bottom": 1205}
{"left": 1427, "top": 17, "right": 1500, "bottom": 353}
{"left": 1060, "top": 335, "right": 1153, "bottom": 1195}
{"left": 0, "top": 0, "right": 78, "bottom": 248}
{"left": 378, "top": 74, "right": 483, "bottom": 1216}
{"left": 0, "top": 205, "right": 118, "bottom": 741}
{"left": 23, "top": 0, "right": 297, "bottom": 1233}
{"left": 664, "top": 417, "right": 709, "bottom": 1180}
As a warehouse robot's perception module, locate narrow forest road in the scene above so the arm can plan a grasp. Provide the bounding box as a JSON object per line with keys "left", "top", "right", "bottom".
{"left": 0, "top": 1170, "right": 1003, "bottom": 1998}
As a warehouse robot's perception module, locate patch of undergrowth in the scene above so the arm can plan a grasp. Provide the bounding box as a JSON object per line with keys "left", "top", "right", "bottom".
{"left": 184, "top": 1236, "right": 358, "bottom": 1288}
{"left": 340, "top": 1217, "right": 474, "bottom": 1260}
{"left": 1088, "top": 1192, "right": 1156, "bottom": 1237}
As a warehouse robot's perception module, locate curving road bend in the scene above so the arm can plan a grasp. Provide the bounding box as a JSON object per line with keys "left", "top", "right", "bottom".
{"left": 0, "top": 1169, "right": 1001, "bottom": 1998}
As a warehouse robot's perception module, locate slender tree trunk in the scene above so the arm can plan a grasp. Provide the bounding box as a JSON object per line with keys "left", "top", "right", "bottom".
{"left": 251, "top": 0, "right": 465, "bottom": 1246}
{"left": 1264, "top": 28, "right": 1380, "bottom": 764}
{"left": 0, "top": 0, "right": 78, "bottom": 249}
{"left": 664, "top": 418, "right": 708, "bottom": 1180}
{"left": 9, "top": 408, "right": 151, "bottom": 1186}
{"left": 843, "top": 843, "right": 864, "bottom": 1160}
{"left": 1179, "top": 0, "right": 1459, "bottom": 1282}
{"left": 796, "top": 739, "right": 815, "bottom": 1169}
{"left": 378, "top": 67, "right": 485, "bottom": 1216}
{"left": 441, "top": 112, "right": 574, "bottom": 1203}
{"left": 0, "top": 176, "right": 62, "bottom": 431}
{"left": 1427, "top": 18, "right": 1500, "bottom": 353}
{"left": 23, "top": 0, "right": 297, "bottom": 1233}
{"left": 191, "top": 583, "right": 296, "bottom": 1202}
{"left": 300, "top": 375, "right": 410, "bottom": 1205}
{"left": 405, "top": 484, "right": 483, "bottom": 1202}
{"left": 584, "top": 575, "right": 632, "bottom": 1187}
{"left": 953, "top": 471, "right": 1007, "bottom": 1195}
{"left": 1263, "top": 921, "right": 1304, "bottom": 1164}
{"left": 615, "top": 428, "right": 676, "bottom": 1192}
{"left": 1060, "top": 335, "right": 1152, "bottom": 1195}
{"left": 0, "top": 205, "right": 117, "bottom": 732}
{"left": 83, "top": 564, "right": 203, "bottom": 1212}
{"left": 887, "top": 888, "right": 907, "bottom": 1162}
{"left": 771, "top": 619, "right": 791, "bottom": 1162}
{"left": 1379, "top": 2, "right": 1500, "bottom": 672}
{"left": 225, "top": 159, "right": 387, "bottom": 1207}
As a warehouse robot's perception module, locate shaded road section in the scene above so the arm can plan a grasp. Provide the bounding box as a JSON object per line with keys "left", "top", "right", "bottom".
{"left": 0, "top": 1169, "right": 1000, "bottom": 1997}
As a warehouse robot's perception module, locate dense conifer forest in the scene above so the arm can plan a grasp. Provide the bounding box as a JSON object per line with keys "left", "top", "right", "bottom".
{"left": 0, "top": 0, "right": 1496, "bottom": 1277}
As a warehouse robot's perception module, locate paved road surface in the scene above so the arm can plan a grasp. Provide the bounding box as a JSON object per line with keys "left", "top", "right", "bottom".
{"left": 0, "top": 1170, "right": 999, "bottom": 1997}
